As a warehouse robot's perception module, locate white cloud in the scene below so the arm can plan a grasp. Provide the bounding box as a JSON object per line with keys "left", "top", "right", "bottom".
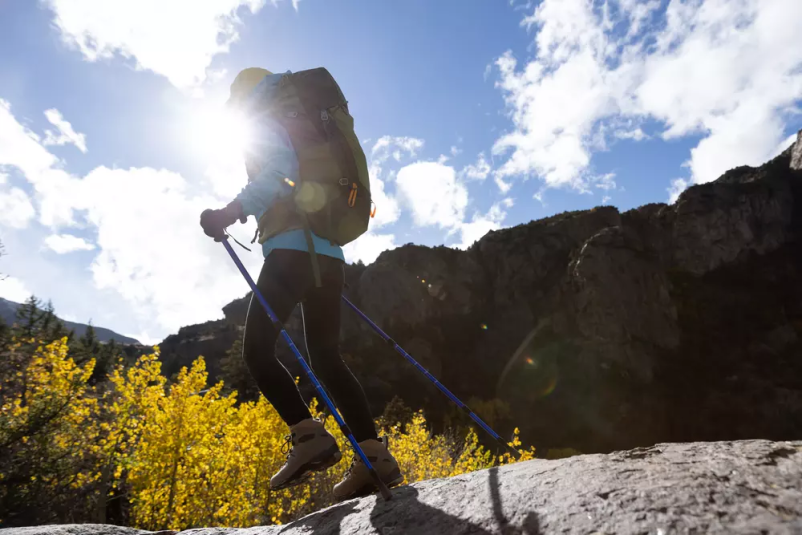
{"left": 44, "top": 0, "right": 269, "bottom": 88}
{"left": 0, "top": 99, "right": 80, "bottom": 227}
{"left": 44, "top": 234, "right": 96, "bottom": 254}
{"left": 0, "top": 97, "right": 263, "bottom": 336}
{"left": 615, "top": 128, "right": 648, "bottom": 141}
{"left": 495, "top": 176, "right": 512, "bottom": 194}
{"left": 772, "top": 133, "right": 799, "bottom": 159}
{"left": 601, "top": 195, "right": 611, "bottom": 205}
{"left": 368, "top": 164, "right": 400, "bottom": 229}
{"left": 0, "top": 187, "right": 35, "bottom": 229}
{"left": 460, "top": 152, "right": 492, "bottom": 181}
{"left": 72, "top": 166, "right": 260, "bottom": 331}
{"left": 495, "top": 0, "right": 802, "bottom": 191}
{"left": 450, "top": 145, "right": 462, "bottom": 157}
{"left": 0, "top": 276, "right": 31, "bottom": 303}
{"left": 668, "top": 177, "right": 690, "bottom": 204}
{"left": 396, "top": 161, "right": 468, "bottom": 229}
{"left": 43, "top": 109, "right": 87, "bottom": 153}
{"left": 591, "top": 172, "right": 616, "bottom": 191}
{"left": 343, "top": 231, "right": 397, "bottom": 265}
{"left": 454, "top": 199, "right": 513, "bottom": 250}
{"left": 372, "top": 136, "right": 425, "bottom": 164}
{"left": 0, "top": 100, "right": 59, "bottom": 177}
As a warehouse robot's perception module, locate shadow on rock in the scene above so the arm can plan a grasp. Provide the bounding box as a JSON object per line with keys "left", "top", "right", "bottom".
{"left": 489, "top": 467, "right": 541, "bottom": 535}
{"left": 368, "top": 471, "right": 541, "bottom": 535}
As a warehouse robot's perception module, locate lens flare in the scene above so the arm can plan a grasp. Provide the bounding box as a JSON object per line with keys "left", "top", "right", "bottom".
{"left": 538, "top": 375, "right": 558, "bottom": 397}
{"left": 480, "top": 323, "right": 488, "bottom": 330}
{"left": 525, "top": 357, "right": 534, "bottom": 365}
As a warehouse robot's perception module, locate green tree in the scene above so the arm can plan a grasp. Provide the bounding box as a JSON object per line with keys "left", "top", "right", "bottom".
{"left": 219, "top": 338, "right": 260, "bottom": 403}
{"left": 72, "top": 324, "right": 116, "bottom": 384}
{"left": 12, "top": 298, "right": 69, "bottom": 344}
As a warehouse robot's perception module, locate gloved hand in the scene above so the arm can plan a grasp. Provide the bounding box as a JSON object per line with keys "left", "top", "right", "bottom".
{"left": 200, "top": 201, "right": 246, "bottom": 241}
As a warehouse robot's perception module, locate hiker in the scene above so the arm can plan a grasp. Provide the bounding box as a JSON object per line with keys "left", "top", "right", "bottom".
{"left": 199, "top": 68, "right": 403, "bottom": 500}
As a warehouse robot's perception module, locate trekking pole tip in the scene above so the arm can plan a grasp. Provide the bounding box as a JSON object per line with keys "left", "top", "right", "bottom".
{"left": 369, "top": 469, "right": 393, "bottom": 501}
{"left": 507, "top": 442, "right": 525, "bottom": 460}
{"left": 378, "top": 484, "right": 393, "bottom": 501}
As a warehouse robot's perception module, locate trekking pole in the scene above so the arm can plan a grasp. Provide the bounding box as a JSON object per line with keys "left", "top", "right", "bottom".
{"left": 221, "top": 238, "right": 392, "bottom": 501}
{"left": 342, "top": 296, "right": 522, "bottom": 459}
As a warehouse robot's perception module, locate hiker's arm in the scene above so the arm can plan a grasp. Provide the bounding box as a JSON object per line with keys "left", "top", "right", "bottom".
{"left": 234, "top": 119, "right": 299, "bottom": 218}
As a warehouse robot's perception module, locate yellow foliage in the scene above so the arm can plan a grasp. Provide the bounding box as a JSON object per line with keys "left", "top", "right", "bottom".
{"left": 0, "top": 338, "right": 99, "bottom": 517}
{"left": 1, "top": 340, "right": 537, "bottom": 530}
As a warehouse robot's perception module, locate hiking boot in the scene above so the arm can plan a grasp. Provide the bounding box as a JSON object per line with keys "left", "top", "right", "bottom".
{"left": 270, "top": 418, "right": 342, "bottom": 490}
{"left": 333, "top": 437, "right": 404, "bottom": 501}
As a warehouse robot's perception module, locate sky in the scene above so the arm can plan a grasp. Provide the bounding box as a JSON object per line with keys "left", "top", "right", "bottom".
{"left": 0, "top": 0, "right": 801, "bottom": 343}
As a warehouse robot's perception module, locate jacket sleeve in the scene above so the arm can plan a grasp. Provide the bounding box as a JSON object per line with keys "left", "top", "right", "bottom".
{"left": 234, "top": 117, "right": 299, "bottom": 219}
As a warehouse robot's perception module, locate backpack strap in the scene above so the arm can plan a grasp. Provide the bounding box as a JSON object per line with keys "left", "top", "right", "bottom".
{"left": 300, "top": 213, "right": 323, "bottom": 288}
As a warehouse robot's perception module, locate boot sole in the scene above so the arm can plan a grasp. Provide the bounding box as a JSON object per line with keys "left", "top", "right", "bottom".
{"left": 335, "top": 469, "right": 405, "bottom": 501}
{"left": 271, "top": 444, "right": 342, "bottom": 490}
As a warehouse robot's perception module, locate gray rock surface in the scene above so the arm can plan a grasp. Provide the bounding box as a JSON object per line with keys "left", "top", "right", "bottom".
{"left": 791, "top": 130, "right": 802, "bottom": 171}
{"left": 6, "top": 440, "right": 800, "bottom": 535}
{"left": 0, "top": 526, "right": 148, "bottom": 535}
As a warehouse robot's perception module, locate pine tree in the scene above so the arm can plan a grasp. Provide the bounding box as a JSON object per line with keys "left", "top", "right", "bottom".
{"left": 40, "top": 301, "right": 69, "bottom": 342}
{"left": 15, "top": 296, "right": 44, "bottom": 339}
{"left": 11, "top": 297, "right": 68, "bottom": 345}
{"left": 219, "top": 338, "right": 260, "bottom": 403}
{"left": 0, "top": 314, "right": 8, "bottom": 345}
{"left": 72, "top": 323, "right": 114, "bottom": 384}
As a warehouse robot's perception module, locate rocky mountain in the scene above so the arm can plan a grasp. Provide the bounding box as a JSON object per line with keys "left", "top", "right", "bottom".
{"left": 5, "top": 439, "right": 801, "bottom": 534}
{"left": 0, "top": 297, "right": 141, "bottom": 345}
{"left": 159, "top": 131, "right": 802, "bottom": 456}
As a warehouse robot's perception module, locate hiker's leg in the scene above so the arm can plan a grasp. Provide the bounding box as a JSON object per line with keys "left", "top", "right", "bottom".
{"left": 303, "top": 257, "right": 378, "bottom": 443}
{"left": 242, "top": 251, "right": 312, "bottom": 426}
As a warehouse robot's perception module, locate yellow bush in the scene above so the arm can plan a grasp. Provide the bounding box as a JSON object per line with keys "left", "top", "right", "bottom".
{"left": 1, "top": 341, "right": 536, "bottom": 530}
{"left": 0, "top": 338, "right": 99, "bottom": 522}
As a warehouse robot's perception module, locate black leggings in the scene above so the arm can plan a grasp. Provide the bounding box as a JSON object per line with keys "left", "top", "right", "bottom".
{"left": 242, "top": 249, "right": 378, "bottom": 442}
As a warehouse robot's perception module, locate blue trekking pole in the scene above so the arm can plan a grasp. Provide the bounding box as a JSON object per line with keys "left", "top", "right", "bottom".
{"left": 221, "top": 238, "right": 393, "bottom": 501}
{"left": 342, "top": 296, "right": 521, "bottom": 459}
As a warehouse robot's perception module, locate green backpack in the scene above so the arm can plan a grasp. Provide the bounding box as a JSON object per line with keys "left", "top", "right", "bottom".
{"left": 252, "top": 68, "right": 371, "bottom": 284}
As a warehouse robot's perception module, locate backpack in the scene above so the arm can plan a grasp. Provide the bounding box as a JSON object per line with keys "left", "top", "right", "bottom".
{"left": 252, "top": 68, "right": 371, "bottom": 284}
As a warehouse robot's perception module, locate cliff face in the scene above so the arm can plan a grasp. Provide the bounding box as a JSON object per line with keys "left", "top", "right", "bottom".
{"left": 6, "top": 440, "right": 801, "bottom": 534}
{"left": 159, "top": 132, "right": 802, "bottom": 454}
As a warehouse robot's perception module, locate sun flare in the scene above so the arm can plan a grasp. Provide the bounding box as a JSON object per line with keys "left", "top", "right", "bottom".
{"left": 182, "top": 105, "right": 253, "bottom": 198}
{"left": 188, "top": 106, "right": 252, "bottom": 163}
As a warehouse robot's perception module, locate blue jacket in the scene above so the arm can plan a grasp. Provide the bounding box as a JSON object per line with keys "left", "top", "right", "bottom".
{"left": 233, "top": 71, "right": 345, "bottom": 262}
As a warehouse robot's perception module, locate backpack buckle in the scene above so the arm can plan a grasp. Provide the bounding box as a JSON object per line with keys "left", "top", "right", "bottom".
{"left": 320, "top": 110, "right": 329, "bottom": 122}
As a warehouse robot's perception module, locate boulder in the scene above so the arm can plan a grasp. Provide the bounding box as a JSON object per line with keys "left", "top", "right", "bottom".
{"left": 8, "top": 440, "right": 800, "bottom": 535}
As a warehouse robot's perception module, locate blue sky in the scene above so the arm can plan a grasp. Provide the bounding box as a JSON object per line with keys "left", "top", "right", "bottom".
{"left": 1, "top": 0, "right": 801, "bottom": 342}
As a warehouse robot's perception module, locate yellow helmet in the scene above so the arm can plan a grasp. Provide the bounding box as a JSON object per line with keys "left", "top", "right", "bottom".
{"left": 227, "top": 68, "right": 273, "bottom": 107}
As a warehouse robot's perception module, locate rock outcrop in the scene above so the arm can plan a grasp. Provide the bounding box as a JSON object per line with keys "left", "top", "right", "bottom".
{"left": 158, "top": 133, "right": 802, "bottom": 455}
{"left": 6, "top": 440, "right": 801, "bottom": 534}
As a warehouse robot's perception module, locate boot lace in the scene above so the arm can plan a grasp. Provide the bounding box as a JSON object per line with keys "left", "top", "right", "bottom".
{"left": 281, "top": 434, "right": 295, "bottom": 459}
{"left": 343, "top": 453, "right": 363, "bottom": 477}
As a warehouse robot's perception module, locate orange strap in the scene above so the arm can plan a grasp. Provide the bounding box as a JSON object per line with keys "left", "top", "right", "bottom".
{"left": 370, "top": 203, "right": 377, "bottom": 218}
{"left": 348, "top": 183, "right": 358, "bottom": 207}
